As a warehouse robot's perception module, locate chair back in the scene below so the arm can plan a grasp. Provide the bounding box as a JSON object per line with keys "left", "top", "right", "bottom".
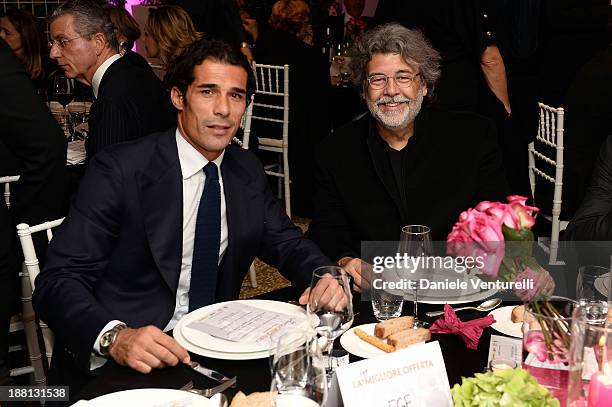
{"left": 16, "top": 218, "right": 65, "bottom": 365}
{"left": 234, "top": 94, "right": 255, "bottom": 149}
{"left": 0, "top": 175, "right": 20, "bottom": 208}
{"left": 250, "top": 63, "right": 292, "bottom": 216}
{"left": 528, "top": 102, "right": 565, "bottom": 264}
{"left": 251, "top": 63, "right": 290, "bottom": 148}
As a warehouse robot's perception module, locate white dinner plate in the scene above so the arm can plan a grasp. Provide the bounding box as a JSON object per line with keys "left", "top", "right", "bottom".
{"left": 174, "top": 300, "right": 306, "bottom": 360}
{"left": 382, "top": 267, "right": 483, "bottom": 298}
{"left": 381, "top": 268, "right": 498, "bottom": 304}
{"left": 81, "top": 388, "right": 215, "bottom": 407}
{"left": 594, "top": 272, "right": 611, "bottom": 298}
{"left": 340, "top": 323, "right": 424, "bottom": 359}
{"left": 401, "top": 286, "right": 498, "bottom": 305}
{"left": 489, "top": 306, "right": 522, "bottom": 338}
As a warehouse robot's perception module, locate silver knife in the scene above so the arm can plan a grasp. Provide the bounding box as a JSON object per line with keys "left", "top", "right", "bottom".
{"left": 189, "top": 362, "right": 236, "bottom": 387}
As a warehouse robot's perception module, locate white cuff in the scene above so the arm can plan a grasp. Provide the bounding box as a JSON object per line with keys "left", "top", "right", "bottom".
{"left": 89, "top": 319, "right": 124, "bottom": 371}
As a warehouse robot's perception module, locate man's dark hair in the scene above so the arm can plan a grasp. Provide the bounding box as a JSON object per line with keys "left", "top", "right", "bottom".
{"left": 165, "top": 39, "right": 255, "bottom": 102}
{"left": 50, "top": 0, "right": 118, "bottom": 51}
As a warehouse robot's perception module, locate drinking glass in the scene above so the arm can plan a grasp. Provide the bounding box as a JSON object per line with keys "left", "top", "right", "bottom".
{"left": 371, "top": 272, "right": 403, "bottom": 321}
{"left": 306, "top": 266, "right": 353, "bottom": 382}
{"left": 52, "top": 75, "right": 74, "bottom": 135}
{"left": 270, "top": 328, "right": 327, "bottom": 407}
{"left": 577, "top": 265, "right": 610, "bottom": 302}
{"left": 398, "top": 225, "right": 433, "bottom": 328}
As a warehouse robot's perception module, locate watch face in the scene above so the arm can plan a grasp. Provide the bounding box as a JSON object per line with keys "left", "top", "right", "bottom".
{"left": 100, "top": 331, "right": 114, "bottom": 348}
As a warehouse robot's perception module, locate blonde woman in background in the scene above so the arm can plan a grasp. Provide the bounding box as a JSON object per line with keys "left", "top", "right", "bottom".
{"left": 144, "top": 5, "right": 202, "bottom": 68}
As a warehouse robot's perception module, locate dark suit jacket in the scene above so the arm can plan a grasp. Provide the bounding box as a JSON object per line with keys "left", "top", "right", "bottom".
{"left": 168, "top": 0, "right": 246, "bottom": 50}
{"left": 306, "top": 108, "right": 511, "bottom": 261}
{"left": 565, "top": 135, "right": 612, "bottom": 241}
{"left": 87, "top": 57, "right": 175, "bottom": 158}
{"left": 0, "top": 38, "right": 66, "bottom": 365}
{"left": 33, "top": 129, "right": 329, "bottom": 386}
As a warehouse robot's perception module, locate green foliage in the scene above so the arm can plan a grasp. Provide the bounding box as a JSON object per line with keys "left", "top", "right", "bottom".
{"left": 451, "top": 368, "right": 560, "bottom": 407}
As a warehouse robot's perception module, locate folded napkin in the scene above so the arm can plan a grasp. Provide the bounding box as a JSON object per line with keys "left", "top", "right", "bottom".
{"left": 430, "top": 304, "right": 495, "bottom": 349}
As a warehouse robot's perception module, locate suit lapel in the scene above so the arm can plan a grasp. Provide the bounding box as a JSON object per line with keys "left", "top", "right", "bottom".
{"left": 138, "top": 130, "right": 183, "bottom": 293}
{"left": 218, "top": 146, "right": 255, "bottom": 297}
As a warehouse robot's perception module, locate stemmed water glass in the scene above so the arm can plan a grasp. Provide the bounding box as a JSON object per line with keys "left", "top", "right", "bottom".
{"left": 306, "top": 266, "right": 353, "bottom": 383}
{"left": 270, "top": 328, "right": 327, "bottom": 406}
{"left": 398, "top": 225, "right": 433, "bottom": 328}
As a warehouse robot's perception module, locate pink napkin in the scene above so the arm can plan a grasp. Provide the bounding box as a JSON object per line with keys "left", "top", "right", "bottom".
{"left": 430, "top": 304, "right": 496, "bottom": 350}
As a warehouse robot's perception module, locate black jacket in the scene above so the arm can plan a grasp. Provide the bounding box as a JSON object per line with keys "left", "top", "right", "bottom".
{"left": 307, "top": 107, "right": 511, "bottom": 261}
{"left": 0, "top": 38, "right": 66, "bottom": 366}
{"left": 87, "top": 56, "right": 174, "bottom": 158}
{"left": 566, "top": 135, "right": 612, "bottom": 241}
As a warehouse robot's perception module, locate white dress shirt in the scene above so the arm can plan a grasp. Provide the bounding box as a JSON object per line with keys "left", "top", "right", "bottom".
{"left": 91, "top": 54, "right": 121, "bottom": 98}
{"left": 90, "top": 128, "right": 229, "bottom": 369}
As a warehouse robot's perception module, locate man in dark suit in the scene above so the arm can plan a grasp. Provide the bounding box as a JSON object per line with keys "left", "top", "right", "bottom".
{"left": 33, "top": 38, "right": 334, "bottom": 394}
{"left": 0, "top": 38, "right": 66, "bottom": 385}
{"left": 48, "top": 0, "right": 174, "bottom": 159}
{"left": 307, "top": 24, "right": 510, "bottom": 290}
{"left": 566, "top": 135, "right": 612, "bottom": 241}
{"left": 168, "top": 0, "right": 253, "bottom": 62}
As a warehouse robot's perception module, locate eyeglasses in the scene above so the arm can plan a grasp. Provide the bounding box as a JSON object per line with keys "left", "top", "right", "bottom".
{"left": 48, "top": 35, "right": 85, "bottom": 49}
{"left": 366, "top": 72, "right": 420, "bottom": 90}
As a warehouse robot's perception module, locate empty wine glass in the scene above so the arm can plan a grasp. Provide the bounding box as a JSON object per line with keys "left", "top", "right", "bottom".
{"left": 270, "top": 328, "right": 327, "bottom": 407}
{"left": 398, "top": 225, "right": 433, "bottom": 328}
{"left": 306, "top": 266, "right": 353, "bottom": 383}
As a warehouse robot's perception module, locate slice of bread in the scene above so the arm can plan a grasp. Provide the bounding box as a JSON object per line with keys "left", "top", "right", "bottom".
{"left": 374, "top": 316, "right": 415, "bottom": 338}
{"left": 230, "top": 391, "right": 272, "bottom": 407}
{"left": 511, "top": 305, "right": 525, "bottom": 323}
{"left": 387, "top": 327, "right": 431, "bottom": 349}
{"left": 354, "top": 328, "right": 395, "bottom": 353}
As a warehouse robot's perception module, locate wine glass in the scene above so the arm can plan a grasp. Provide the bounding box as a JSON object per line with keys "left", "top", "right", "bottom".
{"left": 398, "top": 225, "right": 433, "bottom": 328}
{"left": 52, "top": 75, "right": 74, "bottom": 135}
{"left": 270, "top": 328, "right": 327, "bottom": 406}
{"left": 306, "top": 266, "right": 353, "bottom": 383}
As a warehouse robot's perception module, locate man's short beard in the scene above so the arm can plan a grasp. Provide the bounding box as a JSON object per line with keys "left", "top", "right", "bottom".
{"left": 366, "top": 87, "right": 424, "bottom": 131}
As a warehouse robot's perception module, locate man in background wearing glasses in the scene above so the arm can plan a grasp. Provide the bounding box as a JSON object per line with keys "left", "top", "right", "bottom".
{"left": 307, "top": 23, "right": 510, "bottom": 291}
{"left": 48, "top": 0, "right": 174, "bottom": 159}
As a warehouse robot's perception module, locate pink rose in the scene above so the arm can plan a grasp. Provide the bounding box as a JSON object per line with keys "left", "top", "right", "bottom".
{"left": 447, "top": 208, "right": 504, "bottom": 277}
{"left": 507, "top": 195, "right": 539, "bottom": 230}
{"left": 475, "top": 201, "right": 522, "bottom": 231}
{"left": 524, "top": 330, "right": 568, "bottom": 363}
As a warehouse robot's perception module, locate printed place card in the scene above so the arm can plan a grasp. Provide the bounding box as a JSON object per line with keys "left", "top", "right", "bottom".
{"left": 329, "top": 341, "right": 452, "bottom": 407}
{"left": 488, "top": 334, "right": 522, "bottom": 367}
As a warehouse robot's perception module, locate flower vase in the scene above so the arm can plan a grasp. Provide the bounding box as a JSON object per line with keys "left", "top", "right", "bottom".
{"left": 567, "top": 301, "right": 612, "bottom": 407}
{"left": 522, "top": 298, "right": 577, "bottom": 405}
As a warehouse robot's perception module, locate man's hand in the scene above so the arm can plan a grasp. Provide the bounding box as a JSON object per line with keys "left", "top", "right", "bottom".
{"left": 109, "top": 325, "right": 190, "bottom": 374}
{"left": 298, "top": 274, "right": 349, "bottom": 311}
{"left": 338, "top": 257, "right": 363, "bottom": 292}
{"left": 240, "top": 46, "right": 254, "bottom": 65}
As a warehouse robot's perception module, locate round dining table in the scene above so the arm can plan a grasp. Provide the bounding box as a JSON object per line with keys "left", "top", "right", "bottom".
{"left": 73, "top": 287, "right": 516, "bottom": 404}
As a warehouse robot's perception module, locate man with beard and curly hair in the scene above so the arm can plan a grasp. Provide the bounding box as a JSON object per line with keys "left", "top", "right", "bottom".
{"left": 307, "top": 23, "right": 510, "bottom": 291}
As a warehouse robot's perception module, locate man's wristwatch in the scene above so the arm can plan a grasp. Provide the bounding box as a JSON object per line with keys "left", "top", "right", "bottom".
{"left": 240, "top": 41, "right": 252, "bottom": 49}
{"left": 99, "top": 323, "right": 126, "bottom": 356}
